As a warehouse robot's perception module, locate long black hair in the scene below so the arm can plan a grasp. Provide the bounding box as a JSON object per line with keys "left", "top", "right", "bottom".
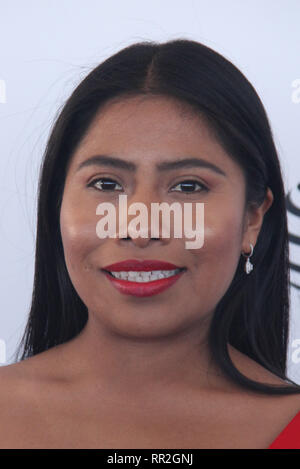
{"left": 14, "top": 38, "right": 300, "bottom": 395}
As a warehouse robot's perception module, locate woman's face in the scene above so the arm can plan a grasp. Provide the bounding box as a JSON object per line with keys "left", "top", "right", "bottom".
{"left": 59, "top": 95, "right": 270, "bottom": 339}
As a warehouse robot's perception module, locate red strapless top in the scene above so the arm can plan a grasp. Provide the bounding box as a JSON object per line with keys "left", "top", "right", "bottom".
{"left": 268, "top": 410, "right": 300, "bottom": 448}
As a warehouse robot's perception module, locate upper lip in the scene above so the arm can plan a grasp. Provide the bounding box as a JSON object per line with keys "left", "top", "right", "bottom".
{"left": 102, "top": 259, "right": 186, "bottom": 272}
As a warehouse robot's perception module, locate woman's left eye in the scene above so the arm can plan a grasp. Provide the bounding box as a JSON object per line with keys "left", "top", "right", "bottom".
{"left": 88, "top": 178, "right": 123, "bottom": 191}
{"left": 170, "top": 180, "right": 208, "bottom": 193}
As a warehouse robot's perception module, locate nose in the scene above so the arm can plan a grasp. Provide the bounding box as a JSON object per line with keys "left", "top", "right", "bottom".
{"left": 117, "top": 185, "right": 170, "bottom": 249}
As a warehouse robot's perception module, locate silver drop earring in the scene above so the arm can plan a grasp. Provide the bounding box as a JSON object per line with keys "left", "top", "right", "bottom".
{"left": 242, "top": 243, "right": 254, "bottom": 274}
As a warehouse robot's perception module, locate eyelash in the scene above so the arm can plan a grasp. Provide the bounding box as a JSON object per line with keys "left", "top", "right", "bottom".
{"left": 87, "top": 177, "right": 209, "bottom": 194}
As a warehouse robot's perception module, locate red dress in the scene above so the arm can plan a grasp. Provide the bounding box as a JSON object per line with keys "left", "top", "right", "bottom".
{"left": 268, "top": 410, "right": 300, "bottom": 448}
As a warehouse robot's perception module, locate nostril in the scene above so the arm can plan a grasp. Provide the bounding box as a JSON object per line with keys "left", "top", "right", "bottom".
{"left": 121, "top": 236, "right": 161, "bottom": 241}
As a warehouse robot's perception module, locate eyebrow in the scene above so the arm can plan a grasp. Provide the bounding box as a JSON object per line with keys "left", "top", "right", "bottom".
{"left": 76, "top": 154, "right": 226, "bottom": 176}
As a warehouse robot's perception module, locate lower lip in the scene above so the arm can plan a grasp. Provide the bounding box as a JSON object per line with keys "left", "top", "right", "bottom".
{"left": 102, "top": 270, "right": 186, "bottom": 297}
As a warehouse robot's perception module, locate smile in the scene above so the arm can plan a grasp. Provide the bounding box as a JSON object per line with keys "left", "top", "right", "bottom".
{"left": 106, "top": 268, "right": 183, "bottom": 282}
{"left": 102, "top": 268, "right": 186, "bottom": 297}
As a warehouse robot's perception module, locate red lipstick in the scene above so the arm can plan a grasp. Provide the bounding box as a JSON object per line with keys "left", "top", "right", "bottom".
{"left": 101, "top": 259, "right": 186, "bottom": 297}
{"left": 102, "top": 259, "right": 185, "bottom": 271}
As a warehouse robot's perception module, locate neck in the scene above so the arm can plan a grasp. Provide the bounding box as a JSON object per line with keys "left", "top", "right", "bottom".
{"left": 59, "top": 309, "right": 232, "bottom": 395}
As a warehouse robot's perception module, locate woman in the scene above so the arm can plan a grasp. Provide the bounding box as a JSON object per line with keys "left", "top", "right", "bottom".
{"left": 0, "top": 38, "right": 299, "bottom": 449}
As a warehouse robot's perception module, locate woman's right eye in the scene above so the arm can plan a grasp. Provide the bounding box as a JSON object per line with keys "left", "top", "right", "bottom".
{"left": 88, "top": 177, "right": 123, "bottom": 191}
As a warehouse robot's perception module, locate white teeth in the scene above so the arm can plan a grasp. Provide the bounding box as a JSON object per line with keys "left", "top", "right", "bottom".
{"left": 109, "top": 269, "right": 182, "bottom": 282}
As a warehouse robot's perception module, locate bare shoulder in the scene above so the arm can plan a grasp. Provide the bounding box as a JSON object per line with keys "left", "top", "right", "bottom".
{"left": 0, "top": 345, "right": 62, "bottom": 382}
{"left": 0, "top": 359, "right": 37, "bottom": 400}
{"left": 0, "top": 360, "right": 38, "bottom": 447}
{"left": 0, "top": 345, "right": 71, "bottom": 448}
{"left": 0, "top": 351, "right": 55, "bottom": 413}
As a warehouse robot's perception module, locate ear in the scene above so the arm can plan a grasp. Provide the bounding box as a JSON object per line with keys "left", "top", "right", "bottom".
{"left": 242, "top": 187, "right": 274, "bottom": 253}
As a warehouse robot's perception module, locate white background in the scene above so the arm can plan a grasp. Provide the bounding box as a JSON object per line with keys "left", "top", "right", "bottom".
{"left": 0, "top": 0, "right": 299, "bottom": 382}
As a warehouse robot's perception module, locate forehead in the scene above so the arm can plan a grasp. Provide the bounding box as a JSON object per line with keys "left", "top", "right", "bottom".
{"left": 77, "top": 95, "right": 214, "bottom": 150}
{"left": 68, "top": 95, "right": 243, "bottom": 178}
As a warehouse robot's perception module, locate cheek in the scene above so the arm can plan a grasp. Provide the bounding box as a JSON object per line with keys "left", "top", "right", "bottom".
{"left": 59, "top": 197, "right": 113, "bottom": 313}
{"left": 186, "top": 203, "right": 244, "bottom": 301}
{"left": 59, "top": 197, "right": 101, "bottom": 276}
